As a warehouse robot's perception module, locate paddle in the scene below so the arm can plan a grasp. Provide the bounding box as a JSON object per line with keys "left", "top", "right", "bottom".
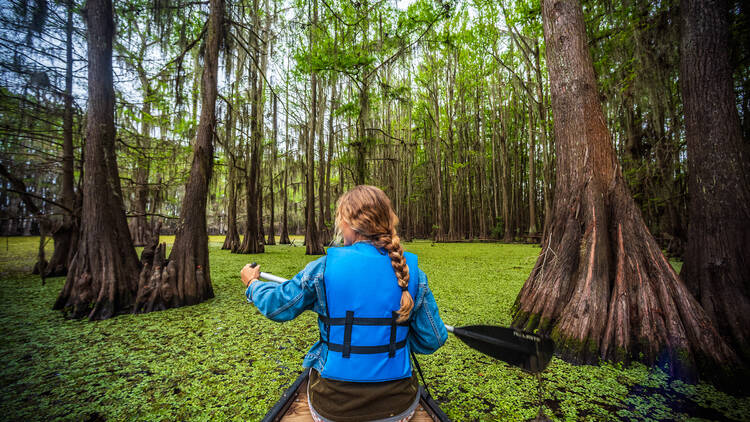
{"left": 247, "top": 263, "right": 555, "bottom": 374}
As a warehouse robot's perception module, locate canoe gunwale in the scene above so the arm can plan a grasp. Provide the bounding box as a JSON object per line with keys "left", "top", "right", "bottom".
{"left": 261, "top": 371, "right": 309, "bottom": 422}
{"left": 261, "top": 371, "right": 451, "bottom": 422}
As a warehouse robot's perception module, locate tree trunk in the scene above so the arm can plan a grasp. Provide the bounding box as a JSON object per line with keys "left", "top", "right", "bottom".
{"left": 256, "top": 2, "right": 271, "bottom": 247}
{"left": 234, "top": 0, "right": 264, "bottom": 255}
{"left": 499, "top": 111, "right": 512, "bottom": 242}
{"left": 279, "top": 75, "right": 291, "bottom": 245}
{"left": 305, "top": 0, "right": 324, "bottom": 255}
{"left": 267, "top": 94, "right": 277, "bottom": 245}
{"left": 46, "top": 0, "right": 78, "bottom": 277}
{"left": 354, "top": 5, "right": 370, "bottom": 187}
{"left": 258, "top": 153, "right": 265, "bottom": 245}
{"left": 53, "top": 0, "right": 141, "bottom": 319}
{"left": 223, "top": 49, "right": 244, "bottom": 251}
{"left": 527, "top": 94, "right": 537, "bottom": 237}
{"left": 431, "top": 77, "right": 443, "bottom": 242}
{"left": 534, "top": 40, "right": 553, "bottom": 238}
{"left": 222, "top": 99, "right": 240, "bottom": 250}
{"left": 129, "top": 88, "right": 153, "bottom": 247}
{"left": 680, "top": 0, "right": 750, "bottom": 363}
{"left": 325, "top": 77, "right": 337, "bottom": 232}
{"left": 317, "top": 82, "right": 329, "bottom": 244}
{"left": 476, "top": 82, "right": 487, "bottom": 238}
{"left": 490, "top": 95, "right": 500, "bottom": 229}
{"left": 133, "top": 0, "right": 223, "bottom": 312}
{"left": 446, "top": 57, "right": 456, "bottom": 241}
{"left": 512, "top": 0, "right": 739, "bottom": 385}
{"left": 355, "top": 77, "right": 370, "bottom": 186}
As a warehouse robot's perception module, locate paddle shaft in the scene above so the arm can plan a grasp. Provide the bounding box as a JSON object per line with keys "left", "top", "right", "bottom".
{"left": 259, "top": 272, "right": 287, "bottom": 283}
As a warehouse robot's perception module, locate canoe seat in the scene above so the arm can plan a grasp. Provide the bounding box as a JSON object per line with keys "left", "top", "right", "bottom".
{"left": 280, "top": 380, "right": 435, "bottom": 422}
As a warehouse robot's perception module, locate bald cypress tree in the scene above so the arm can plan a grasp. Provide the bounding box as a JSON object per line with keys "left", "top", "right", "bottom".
{"left": 512, "top": 0, "right": 739, "bottom": 384}
{"left": 133, "top": 0, "right": 223, "bottom": 312}
{"left": 679, "top": 0, "right": 750, "bottom": 361}
{"left": 53, "top": 0, "right": 141, "bottom": 319}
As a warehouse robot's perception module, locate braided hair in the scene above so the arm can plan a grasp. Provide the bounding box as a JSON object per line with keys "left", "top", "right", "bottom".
{"left": 334, "top": 185, "right": 414, "bottom": 322}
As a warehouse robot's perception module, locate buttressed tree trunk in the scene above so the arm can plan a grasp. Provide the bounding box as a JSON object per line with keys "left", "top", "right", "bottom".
{"left": 133, "top": 0, "right": 222, "bottom": 312}
{"left": 680, "top": 0, "right": 750, "bottom": 362}
{"left": 53, "top": 0, "right": 141, "bottom": 319}
{"left": 512, "top": 0, "right": 739, "bottom": 384}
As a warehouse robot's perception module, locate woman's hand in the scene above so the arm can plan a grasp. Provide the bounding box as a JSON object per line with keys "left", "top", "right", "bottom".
{"left": 241, "top": 263, "right": 261, "bottom": 287}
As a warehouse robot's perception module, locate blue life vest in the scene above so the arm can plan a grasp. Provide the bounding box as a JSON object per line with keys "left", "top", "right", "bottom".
{"left": 320, "top": 242, "right": 419, "bottom": 382}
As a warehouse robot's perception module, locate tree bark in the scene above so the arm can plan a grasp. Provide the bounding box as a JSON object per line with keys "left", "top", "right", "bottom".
{"left": 680, "top": 0, "right": 750, "bottom": 362}
{"left": 476, "top": 81, "right": 488, "bottom": 238}
{"left": 430, "top": 69, "right": 444, "bottom": 242}
{"left": 354, "top": 5, "right": 371, "bottom": 187}
{"left": 317, "top": 81, "right": 329, "bottom": 244}
{"left": 534, "top": 40, "right": 553, "bottom": 238}
{"left": 256, "top": 1, "right": 271, "bottom": 247}
{"left": 355, "top": 76, "right": 370, "bottom": 186}
{"left": 129, "top": 84, "right": 153, "bottom": 247}
{"left": 133, "top": 0, "right": 223, "bottom": 312}
{"left": 304, "top": 0, "right": 324, "bottom": 255}
{"left": 222, "top": 97, "right": 240, "bottom": 250}
{"left": 490, "top": 88, "right": 500, "bottom": 229}
{"left": 325, "top": 77, "right": 337, "bottom": 234}
{"left": 46, "top": 0, "right": 78, "bottom": 277}
{"left": 234, "top": 0, "right": 264, "bottom": 255}
{"left": 512, "top": 0, "right": 739, "bottom": 385}
{"left": 527, "top": 92, "right": 537, "bottom": 237}
{"left": 53, "top": 0, "right": 141, "bottom": 319}
{"left": 223, "top": 45, "right": 244, "bottom": 251}
{"left": 499, "top": 110, "right": 512, "bottom": 242}
{"left": 279, "top": 73, "right": 292, "bottom": 245}
{"left": 446, "top": 54, "right": 456, "bottom": 241}
{"left": 267, "top": 93, "right": 277, "bottom": 245}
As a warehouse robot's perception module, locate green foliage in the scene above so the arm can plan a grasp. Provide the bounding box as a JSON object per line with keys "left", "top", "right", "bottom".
{"left": 490, "top": 217, "right": 504, "bottom": 239}
{"left": 1, "top": 238, "right": 747, "bottom": 421}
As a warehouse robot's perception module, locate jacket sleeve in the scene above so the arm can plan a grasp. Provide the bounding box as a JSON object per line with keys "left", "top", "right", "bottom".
{"left": 246, "top": 256, "right": 326, "bottom": 322}
{"left": 408, "top": 267, "right": 448, "bottom": 354}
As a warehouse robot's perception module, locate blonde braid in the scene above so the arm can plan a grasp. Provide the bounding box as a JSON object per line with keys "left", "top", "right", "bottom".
{"left": 336, "top": 185, "right": 414, "bottom": 322}
{"left": 377, "top": 229, "right": 413, "bottom": 323}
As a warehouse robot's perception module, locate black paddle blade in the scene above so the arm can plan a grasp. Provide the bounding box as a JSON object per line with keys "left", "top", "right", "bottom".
{"left": 452, "top": 325, "right": 554, "bottom": 374}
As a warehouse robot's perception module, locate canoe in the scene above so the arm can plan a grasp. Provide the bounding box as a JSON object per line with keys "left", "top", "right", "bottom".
{"left": 261, "top": 371, "right": 451, "bottom": 422}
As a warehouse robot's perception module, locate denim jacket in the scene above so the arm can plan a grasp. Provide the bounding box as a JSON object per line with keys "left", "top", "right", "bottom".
{"left": 245, "top": 250, "right": 448, "bottom": 374}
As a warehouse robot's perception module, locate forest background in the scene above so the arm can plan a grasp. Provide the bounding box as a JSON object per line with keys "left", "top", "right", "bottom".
{"left": 7, "top": 0, "right": 748, "bottom": 252}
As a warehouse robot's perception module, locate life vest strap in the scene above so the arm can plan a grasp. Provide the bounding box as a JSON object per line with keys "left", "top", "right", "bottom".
{"left": 326, "top": 339, "right": 408, "bottom": 355}
{"left": 343, "top": 311, "right": 354, "bottom": 358}
{"left": 388, "top": 311, "right": 398, "bottom": 357}
{"left": 318, "top": 315, "right": 409, "bottom": 327}
{"left": 320, "top": 310, "right": 407, "bottom": 358}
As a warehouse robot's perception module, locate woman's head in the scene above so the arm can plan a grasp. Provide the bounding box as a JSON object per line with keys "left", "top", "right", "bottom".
{"left": 334, "top": 185, "right": 414, "bottom": 322}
